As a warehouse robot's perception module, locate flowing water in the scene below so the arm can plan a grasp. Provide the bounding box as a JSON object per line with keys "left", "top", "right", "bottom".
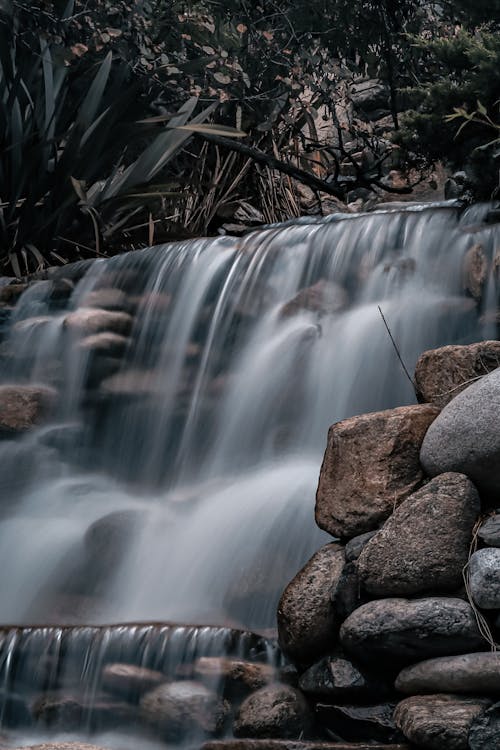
{"left": 0, "top": 201, "right": 498, "bottom": 744}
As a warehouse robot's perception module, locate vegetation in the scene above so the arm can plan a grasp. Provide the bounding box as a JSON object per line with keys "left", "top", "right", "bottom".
{"left": 0, "top": 0, "right": 499, "bottom": 271}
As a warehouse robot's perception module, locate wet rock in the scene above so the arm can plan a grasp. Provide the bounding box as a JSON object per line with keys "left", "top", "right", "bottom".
{"left": 340, "top": 598, "right": 484, "bottom": 665}
{"left": 233, "top": 684, "right": 312, "bottom": 739}
{"left": 316, "top": 702, "right": 403, "bottom": 744}
{"left": 140, "top": 680, "right": 228, "bottom": 740}
{"left": 469, "top": 701, "right": 500, "bottom": 749}
{"left": 415, "top": 341, "right": 500, "bottom": 408}
{"left": 99, "top": 369, "right": 163, "bottom": 397}
{"left": 84, "top": 510, "right": 142, "bottom": 569}
{"left": 101, "top": 663, "right": 166, "bottom": 701}
{"left": 80, "top": 288, "right": 131, "bottom": 312}
{"left": 32, "top": 693, "right": 134, "bottom": 731}
{"left": 0, "top": 385, "right": 57, "bottom": 434}
{"left": 277, "top": 543, "right": 345, "bottom": 662}
{"left": 202, "top": 742, "right": 410, "bottom": 750}
{"left": 463, "top": 243, "right": 488, "bottom": 302}
{"left": 299, "top": 656, "right": 389, "bottom": 700}
{"left": 63, "top": 308, "right": 133, "bottom": 337}
{"left": 469, "top": 548, "right": 500, "bottom": 609}
{"left": 12, "top": 745, "right": 109, "bottom": 750}
{"left": 316, "top": 405, "right": 439, "bottom": 538}
{"left": 394, "top": 694, "right": 490, "bottom": 750}
{"left": 77, "top": 332, "right": 129, "bottom": 357}
{"left": 332, "top": 560, "right": 364, "bottom": 622}
{"left": 194, "top": 657, "right": 276, "bottom": 695}
{"left": 396, "top": 653, "right": 500, "bottom": 695}
{"left": 478, "top": 513, "right": 500, "bottom": 546}
{"left": 0, "top": 283, "right": 28, "bottom": 303}
{"left": 345, "top": 531, "right": 377, "bottom": 563}
{"left": 280, "top": 280, "right": 348, "bottom": 317}
{"left": 357, "top": 473, "right": 479, "bottom": 596}
{"left": 420, "top": 368, "right": 500, "bottom": 496}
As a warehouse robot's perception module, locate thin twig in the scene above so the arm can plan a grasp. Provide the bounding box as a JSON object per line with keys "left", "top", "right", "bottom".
{"left": 378, "top": 305, "right": 417, "bottom": 393}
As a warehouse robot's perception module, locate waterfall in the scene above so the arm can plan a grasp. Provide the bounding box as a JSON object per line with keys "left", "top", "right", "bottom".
{"left": 0, "top": 202, "right": 498, "bottom": 637}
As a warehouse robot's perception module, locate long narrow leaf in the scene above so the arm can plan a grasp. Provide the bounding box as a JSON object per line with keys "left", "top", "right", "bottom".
{"left": 77, "top": 51, "right": 112, "bottom": 130}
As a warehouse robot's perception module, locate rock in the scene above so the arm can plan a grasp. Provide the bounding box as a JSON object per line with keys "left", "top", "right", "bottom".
{"left": 340, "top": 598, "right": 485, "bottom": 665}
{"left": 84, "top": 510, "right": 143, "bottom": 569}
{"left": 0, "top": 283, "right": 28, "bottom": 303}
{"left": 202, "top": 742, "right": 411, "bottom": 750}
{"left": 396, "top": 653, "right": 500, "bottom": 695}
{"left": 332, "top": 561, "right": 364, "bottom": 622}
{"left": 357, "top": 473, "right": 479, "bottom": 596}
{"left": 77, "top": 332, "right": 129, "bottom": 357}
{"left": 394, "top": 694, "right": 490, "bottom": 750}
{"left": 299, "top": 657, "right": 389, "bottom": 700}
{"left": 80, "top": 288, "right": 131, "bottom": 312}
{"left": 469, "top": 548, "right": 500, "bottom": 609}
{"left": 415, "top": 341, "right": 500, "bottom": 408}
{"left": 233, "top": 684, "right": 312, "bottom": 739}
{"left": 99, "top": 369, "right": 163, "bottom": 397}
{"left": 478, "top": 513, "right": 500, "bottom": 546}
{"left": 12, "top": 745, "right": 109, "bottom": 750}
{"left": 0, "top": 385, "right": 57, "bottom": 434}
{"left": 463, "top": 244, "right": 488, "bottom": 302}
{"left": 277, "top": 543, "right": 345, "bottom": 663}
{"left": 63, "top": 308, "right": 133, "bottom": 337}
{"left": 316, "top": 405, "right": 439, "bottom": 538}
{"left": 469, "top": 701, "right": 500, "bottom": 749}
{"left": 316, "top": 702, "right": 403, "bottom": 744}
{"left": 193, "top": 657, "right": 276, "bottom": 695}
{"left": 139, "top": 681, "right": 228, "bottom": 740}
{"left": 345, "top": 531, "right": 377, "bottom": 563}
{"left": 350, "top": 79, "right": 389, "bottom": 112}
{"left": 420, "top": 368, "right": 500, "bottom": 496}
{"left": 32, "top": 693, "right": 134, "bottom": 731}
{"left": 280, "top": 280, "right": 348, "bottom": 317}
{"left": 101, "top": 663, "right": 166, "bottom": 701}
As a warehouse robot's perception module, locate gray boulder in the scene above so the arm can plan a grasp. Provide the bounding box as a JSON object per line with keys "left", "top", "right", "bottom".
{"left": 357, "top": 473, "right": 479, "bottom": 596}
{"left": 420, "top": 368, "right": 500, "bottom": 495}
{"left": 396, "top": 653, "right": 500, "bottom": 695}
{"left": 299, "top": 656, "right": 389, "bottom": 700}
{"left": 233, "top": 684, "right": 312, "bottom": 739}
{"left": 469, "top": 548, "right": 500, "bottom": 609}
{"left": 469, "top": 702, "right": 500, "bottom": 749}
{"left": 340, "top": 597, "right": 485, "bottom": 665}
{"left": 394, "top": 694, "right": 491, "bottom": 750}
{"left": 477, "top": 513, "right": 500, "bottom": 546}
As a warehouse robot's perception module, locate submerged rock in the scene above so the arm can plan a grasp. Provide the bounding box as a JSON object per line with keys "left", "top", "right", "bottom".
{"left": 233, "top": 684, "right": 312, "bottom": 739}
{"left": 415, "top": 341, "right": 500, "bottom": 408}
{"left": 101, "top": 663, "right": 166, "bottom": 701}
{"left": 394, "top": 694, "right": 490, "bottom": 750}
{"left": 277, "top": 543, "right": 345, "bottom": 662}
{"left": 420, "top": 368, "right": 500, "bottom": 496}
{"left": 280, "top": 280, "right": 348, "bottom": 317}
{"left": 469, "top": 548, "right": 500, "bottom": 609}
{"left": 316, "top": 405, "right": 439, "bottom": 538}
{"left": 63, "top": 308, "right": 133, "bottom": 337}
{"left": 357, "top": 472, "right": 479, "bottom": 596}
{"left": 0, "top": 385, "right": 56, "bottom": 434}
{"left": 340, "top": 597, "right": 484, "bottom": 665}
{"left": 193, "top": 657, "right": 276, "bottom": 695}
{"left": 396, "top": 653, "right": 500, "bottom": 695}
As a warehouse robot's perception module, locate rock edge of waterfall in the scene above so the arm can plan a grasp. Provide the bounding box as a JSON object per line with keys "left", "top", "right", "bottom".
{"left": 268, "top": 339, "right": 500, "bottom": 750}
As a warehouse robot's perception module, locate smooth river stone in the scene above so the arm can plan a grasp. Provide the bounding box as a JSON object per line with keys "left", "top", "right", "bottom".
{"left": 233, "top": 684, "right": 312, "bottom": 739}
{"left": 340, "top": 597, "right": 485, "bottom": 665}
{"left": 396, "top": 653, "right": 500, "bottom": 695}
{"left": 469, "top": 548, "right": 500, "bottom": 609}
{"left": 316, "top": 405, "right": 439, "bottom": 538}
{"left": 477, "top": 513, "right": 500, "bottom": 547}
{"left": 420, "top": 367, "right": 500, "bottom": 496}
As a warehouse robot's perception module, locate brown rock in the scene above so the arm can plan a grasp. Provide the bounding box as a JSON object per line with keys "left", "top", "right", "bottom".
{"left": 101, "top": 663, "right": 165, "bottom": 700}
{"left": 277, "top": 543, "right": 345, "bottom": 662}
{"left": 194, "top": 657, "right": 276, "bottom": 694}
{"left": 415, "top": 341, "right": 500, "bottom": 408}
{"left": 280, "top": 280, "right": 348, "bottom": 317}
{"left": 394, "top": 694, "right": 490, "bottom": 750}
{"left": 0, "top": 385, "right": 56, "bottom": 433}
{"left": 32, "top": 693, "right": 134, "bottom": 731}
{"left": 315, "top": 405, "right": 439, "bottom": 539}
{"left": 77, "top": 332, "right": 129, "bottom": 357}
{"left": 0, "top": 283, "right": 28, "bottom": 303}
{"left": 463, "top": 243, "right": 488, "bottom": 302}
{"left": 357, "top": 473, "right": 479, "bottom": 596}
{"left": 63, "top": 308, "right": 133, "bottom": 336}
{"left": 396, "top": 653, "right": 500, "bottom": 695}
{"left": 80, "top": 288, "right": 130, "bottom": 312}
{"left": 233, "top": 684, "right": 312, "bottom": 739}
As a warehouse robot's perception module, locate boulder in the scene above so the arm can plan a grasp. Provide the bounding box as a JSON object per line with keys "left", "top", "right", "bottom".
{"left": 478, "top": 513, "right": 500, "bottom": 546}
{"left": 280, "top": 280, "right": 348, "bottom": 317}
{"left": 77, "top": 332, "right": 129, "bottom": 357}
{"left": 463, "top": 244, "right": 488, "bottom": 302}
{"left": 0, "top": 385, "right": 56, "bottom": 434}
{"left": 32, "top": 693, "right": 133, "bottom": 731}
{"left": 101, "top": 663, "right": 166, "bottom": 701}
{"left": 299, "top": 656, "right": 388, "bottom": 700}
{"left": 357, "top": 473, "right": 479, "bottom": 596}
{"left": 415, "top": 341, "right": 500, "bottom": 408}
{"left": 63, "top": 308, "right": 133, "bottom": 337}
{"left": 316, "top": 702, "right": 403, "bottom": 744}
{"left": 233, "top": 684, "right": 312, "bottom": 739}
{"left": 396, "top": 653, "right": 500, "bottom": 695}
{"left": 80, "top": 288, "right": 131, "bottom": 312}
{"left": 469, "top": 702, "right": 500, "bottom": 749}
{"left": 345, "top": 531, "right": 377, "bottom": 563}
{"left": 84, "top": 510, "right": 142, "bottom": 569}
{"left": 316, "top": 405, "right": 440, "bottom": 538}
{"left": 277, "top": 543, "right": 345, "bottom": 662}
{"left": 469, "top": 548, "right": 500, "bottom": 609}
{"left": 420, "top": 367, "right": 500, "bottom": 496}
{"left": 193, "top": 657, "right": 276, "bottom": 695}
{"left": 139, "top": 681, "right": 228, "bottom": 740}
{"left": 340, "top": 598, "right": 484, "bottom": 665}
{"left": 394, "top": 694, "right": 490, "bottom": 750}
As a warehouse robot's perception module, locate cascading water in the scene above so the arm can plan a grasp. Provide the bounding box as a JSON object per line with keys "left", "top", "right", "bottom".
{"left": 0, "top": 201, "right": 498, "bottom": 745}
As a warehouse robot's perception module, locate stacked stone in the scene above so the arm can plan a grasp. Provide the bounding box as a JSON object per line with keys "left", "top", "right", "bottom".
{"left": 268, "top": 340, "right": 500, "bottom": 750}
